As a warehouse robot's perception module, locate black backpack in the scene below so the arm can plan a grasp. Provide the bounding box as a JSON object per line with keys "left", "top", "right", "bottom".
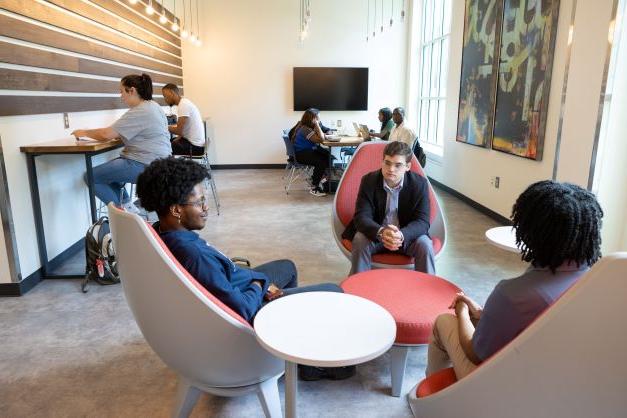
{"left": 81, "top": 216, "right": 119, "bottom": 293}
{"left": 413, "top": 138, "right": 427, "bottom": 168}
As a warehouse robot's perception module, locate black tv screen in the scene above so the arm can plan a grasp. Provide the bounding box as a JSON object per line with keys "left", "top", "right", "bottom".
{"left": 293, "top": 67, "right": 368, "bottom": 111}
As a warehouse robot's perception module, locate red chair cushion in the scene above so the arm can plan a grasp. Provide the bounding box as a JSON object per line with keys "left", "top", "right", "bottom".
{"left": 341, "top": 269, "right": 461, "bottom": 344}
{"left": 341, "top": 237, "right": 442, "bottom": 264}
{"left": 416, "top": 367, "right": 458, "bottom": 398}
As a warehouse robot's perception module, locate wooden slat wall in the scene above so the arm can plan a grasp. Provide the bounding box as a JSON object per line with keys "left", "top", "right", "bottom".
{"left": 0, "top": 0, "right": 183, "bottom": 116}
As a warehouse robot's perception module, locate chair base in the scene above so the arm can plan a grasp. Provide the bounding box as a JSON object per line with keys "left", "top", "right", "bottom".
{"left": 173, "top": 373, "right": 283, "bottom": 418}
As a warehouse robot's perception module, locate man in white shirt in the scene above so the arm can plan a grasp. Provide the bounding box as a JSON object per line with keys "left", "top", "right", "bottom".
{"left": 162, "top": 84, "right": 206, "bottom": 156}
{"left": 389, "top": 107, "right": 416, "bottom": 147}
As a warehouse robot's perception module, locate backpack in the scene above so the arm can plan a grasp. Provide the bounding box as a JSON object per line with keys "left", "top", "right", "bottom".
{"left": 81, "top": 216, "right": 119, "bottom": 293}
{"left": 413, "top": 138, "right": 427, "bottom": 168}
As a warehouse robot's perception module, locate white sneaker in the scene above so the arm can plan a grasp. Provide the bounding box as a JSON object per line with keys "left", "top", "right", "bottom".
{"left": 309, "top": 187, "right": 327, "bottom": 197}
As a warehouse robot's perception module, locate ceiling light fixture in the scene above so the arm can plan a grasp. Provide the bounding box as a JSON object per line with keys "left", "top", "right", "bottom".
{"left": 171, "top": 0, "right": 179, "bottom": 32}
{"left": 146, "top": 0, "right": 155, "bottom": 15}
{"left": 195, "top": 0, "right": 202, "bottom": 46}
{"left": 181, "top": 0, "right": 188, "bottom": 38}
{"left": 159, "top": 0, "right": 168, "bottom": 24}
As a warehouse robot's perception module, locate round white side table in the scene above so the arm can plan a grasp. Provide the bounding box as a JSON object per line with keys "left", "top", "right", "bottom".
{"left": 485, "top": 226, "right": 519, "bottom": 253}
{"left": 254, "top": 291, "right": 396, "bottom": 418}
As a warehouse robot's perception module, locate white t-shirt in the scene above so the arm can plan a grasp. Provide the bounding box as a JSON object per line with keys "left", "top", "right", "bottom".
{"left": 176, "top": 97, "right": 205, "bottom": 147}
{"left": 389, "top": 122, "right": 416, "bottom": 147}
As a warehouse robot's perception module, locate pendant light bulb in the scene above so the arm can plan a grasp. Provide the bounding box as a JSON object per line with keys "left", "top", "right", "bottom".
{"left": 160, "top": 13, "right": 168, "bottom": 24}
{"left": 172, "top": 20, "right": 179, "bottom": 32}
{"left": 181, "top": 28, "right": 189, "bottom": 38}
{"left": 129, "top": 0, "right": 138, "bottom": 4}
{"left": 146, "top": 5, "right": 155, "bottom": 15}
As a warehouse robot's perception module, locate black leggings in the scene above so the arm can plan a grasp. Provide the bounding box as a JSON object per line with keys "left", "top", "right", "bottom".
{"left": 295, "top": 147, "right": 331, "bottom": 187}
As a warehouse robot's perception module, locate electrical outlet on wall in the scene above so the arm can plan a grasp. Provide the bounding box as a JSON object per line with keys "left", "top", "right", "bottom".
{"left": 63, "top": 113, "right": 70, "bottom": 129}
{"left": 337, "top": 119, "right": 342, "bottom": 127}
{"left": 490, "top": 176, "right": 501, "bottom": 189}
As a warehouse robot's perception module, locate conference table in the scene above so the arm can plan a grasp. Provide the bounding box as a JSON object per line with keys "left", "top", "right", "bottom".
{"left": 20, "top": 137, "right": 123, "bottom": 279}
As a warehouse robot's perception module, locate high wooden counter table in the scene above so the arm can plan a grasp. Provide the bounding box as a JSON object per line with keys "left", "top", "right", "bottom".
{"left": 20, "top": 137, "right": 123, "bottom": 279}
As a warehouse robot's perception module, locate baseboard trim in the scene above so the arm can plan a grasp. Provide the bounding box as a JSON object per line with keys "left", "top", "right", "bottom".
{"left": 0, "top": 238, "right": 83, "bottom": 296}
{"left": 48, "top": 239, "right": 84, "bottom": 273}
{"left": 428, "top": 177, "right": 512, "bottom": 226}
{"left": 211, "top": 164, "right": 285, "bottom": 170}
{"left": 0, "top": 269, "right": 41, "bottom": 296}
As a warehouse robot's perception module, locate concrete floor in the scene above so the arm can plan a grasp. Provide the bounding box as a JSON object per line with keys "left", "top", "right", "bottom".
{"left": 0, "top": 169, "right": 526, "bottom": 417}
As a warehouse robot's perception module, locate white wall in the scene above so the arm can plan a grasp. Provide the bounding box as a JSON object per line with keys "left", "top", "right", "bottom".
{"left": 595, "top": 2, "right": 627, "bottom": 254}
{"left": 181, "top": 0, "right": 410, "bottom": 165}
{"left": 0, "top": 110, "right": 125, "bottom": 283}
{"left": 424, "top": 0, "right": 616, "bottom": 218}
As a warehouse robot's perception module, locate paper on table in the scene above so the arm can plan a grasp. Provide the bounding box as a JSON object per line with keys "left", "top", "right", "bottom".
{"left": 72, "top": 136, "right": 99, "bottom": 143}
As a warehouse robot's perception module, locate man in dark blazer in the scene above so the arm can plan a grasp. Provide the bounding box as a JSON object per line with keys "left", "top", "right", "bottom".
{"left": 342, "top": 141, "right": 435, "bottom": 274}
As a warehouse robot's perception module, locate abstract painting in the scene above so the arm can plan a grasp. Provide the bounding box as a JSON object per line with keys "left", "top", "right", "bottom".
{"left": 456, "top": 0, "right": 503, "bottom": 148}
{"left": 491, "top": 0, "right": 560, "bottom": 160}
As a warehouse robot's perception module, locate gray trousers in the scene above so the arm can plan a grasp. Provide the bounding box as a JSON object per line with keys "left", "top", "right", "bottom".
{"left": 349, "top": 231, "right": 436, "bottom": 275}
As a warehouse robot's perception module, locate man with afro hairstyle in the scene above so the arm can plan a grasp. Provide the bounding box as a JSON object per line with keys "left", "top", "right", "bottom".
{"left": 136, "top": 157, "right": 343, "bottom": 323}
{"left": 425, "top": 180, "right": 603, "bottom": 380}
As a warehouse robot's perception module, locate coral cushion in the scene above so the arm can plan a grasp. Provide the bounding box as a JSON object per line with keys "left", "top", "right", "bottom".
{"left": 416, "top": 367, "right": 458, "bottom": 398}
{"left": 341, "top": 269, "right": 461, "bottom": 344}
{"left": 341, "top": 237, "right": 442, "bottom": 264}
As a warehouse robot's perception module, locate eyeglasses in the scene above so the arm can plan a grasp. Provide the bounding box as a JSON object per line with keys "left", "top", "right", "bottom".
{"left": 382, "top": 159, "right": 407, "bottom": 170}
{"left": 181, "top": 195, "right": 209, "bottom": 209}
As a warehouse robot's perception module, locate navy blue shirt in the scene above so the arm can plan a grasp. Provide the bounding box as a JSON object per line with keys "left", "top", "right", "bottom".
{"left": 157, "top": 224, "right": 270, "bottom": 322}
{"left": 293, "top": 125, "right": 317, "bottom": 152}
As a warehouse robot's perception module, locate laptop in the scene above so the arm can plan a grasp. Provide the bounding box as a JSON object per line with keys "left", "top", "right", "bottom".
{"left": 352, "top": 122, "right": 370, "bottom": 138}
{"left": 325, "top": 134, "right": 341, "bottom": 142}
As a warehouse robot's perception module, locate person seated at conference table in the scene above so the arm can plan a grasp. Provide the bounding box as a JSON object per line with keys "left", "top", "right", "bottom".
{"left": 161, "top": 84, "right": 206, "bottom": 156}
{"left": 425, "top": 180, "right": 603, "bottom": 380}
{"left": 71, "top": 73, "right": 171, "bottom": 211}
{"left": 136, "top": 156, "right": 354, "bottom": 381}
{"left": 389, "top": 106, "right": 416, "bottom": 146}
{"left": 367, "top": 107, "right": 395, "bottom": 141}
{"left": 288, "top": 108, "right": 333, "bottom": 197}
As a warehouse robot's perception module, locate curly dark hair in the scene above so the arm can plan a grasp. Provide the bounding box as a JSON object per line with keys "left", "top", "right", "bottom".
{"left": 511, "top": 180, "right": 603, "bottom": 272}
{"left": 136, "top": 157, "right": 209, "bottom": 216}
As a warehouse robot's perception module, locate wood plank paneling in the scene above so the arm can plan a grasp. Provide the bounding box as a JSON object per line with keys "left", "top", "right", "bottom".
{"left": 91, "top": 0, "right": 180, "bottom": 46}
{"left": 0, "top": 0, "right": 183, "bottom": 116}
{"left": 0, "top": 14, "right": 183, "bottom": 75}
{"left": 47, "top": 0, "right": 180, "bottom": 55}
{"left": 0, "top": 67, "right": 184, "bottom": 95}
{"left": 1, "top": 0, "right": 182, "bottom": 66}
{"left": 0, "top": 68, "right": 121, "bottom": 93}
{"left": 0, "top": 41, "right": 182, "bottom": 85}
{"left": 0, "top": 96, "right": 167, "bottom": 116}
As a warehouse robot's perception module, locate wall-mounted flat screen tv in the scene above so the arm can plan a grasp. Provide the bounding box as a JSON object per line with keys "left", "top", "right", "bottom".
{"left": 293, "top": 67, "right": 368, "bottom": 111}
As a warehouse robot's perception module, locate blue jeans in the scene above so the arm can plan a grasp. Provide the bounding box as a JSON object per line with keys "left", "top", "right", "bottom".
{"left": 253, "top": 259, "right": 343, "bottom": 299}
{"left": 85, "top": 157, "right": 146, "bottom": 205}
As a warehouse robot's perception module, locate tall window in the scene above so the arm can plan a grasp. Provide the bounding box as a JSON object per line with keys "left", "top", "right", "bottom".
{"left": 417, "top": 0, "right": 452, "bottom": 151}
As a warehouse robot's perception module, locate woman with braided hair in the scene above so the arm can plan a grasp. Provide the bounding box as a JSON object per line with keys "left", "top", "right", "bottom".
{"left": 425, "top": 180, "right": 603, "bottom": 380}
